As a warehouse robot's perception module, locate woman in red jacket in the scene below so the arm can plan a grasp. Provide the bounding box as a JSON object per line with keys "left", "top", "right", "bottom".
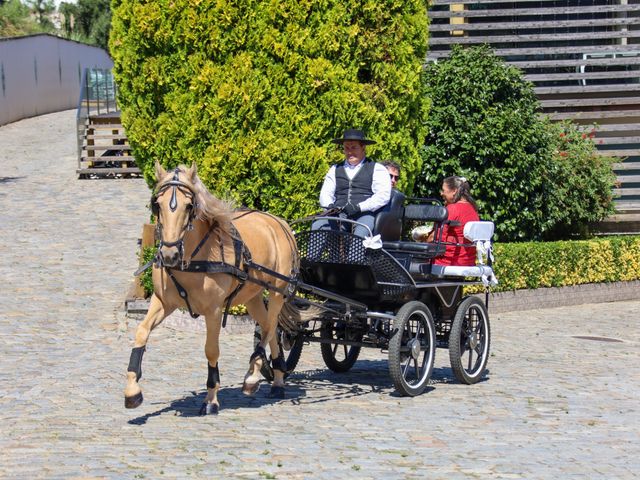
{"left": 433, "top": 176, "right": 479, "bottom": 266}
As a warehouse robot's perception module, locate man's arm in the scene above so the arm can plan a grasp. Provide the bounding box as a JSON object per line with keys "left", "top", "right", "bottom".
{"left": 357, "top": 163, "right": 391, "bottom": 212}
{"left": 318, "top": 165, "right": 337, "bottom": 208}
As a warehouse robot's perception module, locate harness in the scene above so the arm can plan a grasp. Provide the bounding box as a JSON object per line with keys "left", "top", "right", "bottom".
{"left": 137, "top": 170, "right": 299, "bottom": 327}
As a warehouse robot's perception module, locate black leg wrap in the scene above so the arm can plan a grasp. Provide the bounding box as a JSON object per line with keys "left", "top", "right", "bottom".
{"left": 206, "top": 363, "right": 220, "bottom": 389}
{"left": 127, "top": 346, "right": 145, "bottom": 381}
{"left": 271, "top": 355, "right": 287, "bottom": 373}
{"left": 250, "top": 345, "right": 267, "bottom": 363}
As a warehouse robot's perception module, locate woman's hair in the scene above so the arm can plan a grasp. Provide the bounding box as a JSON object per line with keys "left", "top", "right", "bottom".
{"left": 443, "top": 176, "right": 477, "bottom": 210}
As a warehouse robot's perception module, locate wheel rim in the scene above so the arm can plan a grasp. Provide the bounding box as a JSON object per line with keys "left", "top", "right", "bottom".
{"left": 459, "top": 305, "right": 488, "bottom": 376}
{"left": 399, "top": 312, "right": 433, "bottom": 388}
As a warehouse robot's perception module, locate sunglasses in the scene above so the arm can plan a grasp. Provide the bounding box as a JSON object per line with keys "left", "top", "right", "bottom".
{"left": 389, "top": 174, "right": 399, "bottom": 180}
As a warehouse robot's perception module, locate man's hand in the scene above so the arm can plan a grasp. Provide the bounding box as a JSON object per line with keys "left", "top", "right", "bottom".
{"left": 343, "top": 203, "right": 361, "bottom": 217}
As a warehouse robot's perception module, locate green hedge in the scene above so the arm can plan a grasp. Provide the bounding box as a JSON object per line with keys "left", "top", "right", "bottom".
{"left": 141, "top": 236, "right": 640, "bottom": 298}
{"left": 473, "top": 235, "right": 640, "bottom": 293}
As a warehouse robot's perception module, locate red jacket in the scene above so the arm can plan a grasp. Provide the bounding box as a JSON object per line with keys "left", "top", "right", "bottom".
{"left": 434, "top": 202, "right": 479, "bottom": 266}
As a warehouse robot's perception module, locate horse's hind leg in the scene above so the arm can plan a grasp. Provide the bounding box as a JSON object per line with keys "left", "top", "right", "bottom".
{"left": 200, "top": 310, "right": 223, "bottom": 415}
{"left": 124, "top": 295, "right": 171, "bottom": 408}
{"left": 243, "top": 294, "right": 286, "bottom": 398}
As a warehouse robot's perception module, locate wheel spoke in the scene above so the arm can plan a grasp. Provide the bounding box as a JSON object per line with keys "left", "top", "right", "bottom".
{"left": 402, "top": 356, "right": 411, "bottom": 377}
{"left": 414, "top": 357, "right": 421, "bottom": 381}
{"left": 414, "top": 318, "right": 422, "bottom": 340}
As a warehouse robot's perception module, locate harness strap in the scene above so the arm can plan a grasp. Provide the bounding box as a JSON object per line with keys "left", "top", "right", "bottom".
{"left": 219, "top": 225, "right": 252, "bottom": 328}
{"left": 166, "top": 268, "right": 200, "bottom": 319}
{"left": 190, "top": 221, "right": 217, "bottom": 260}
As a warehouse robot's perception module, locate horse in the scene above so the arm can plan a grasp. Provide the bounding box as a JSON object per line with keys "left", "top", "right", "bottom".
{"left": 124, "top": 162, "right": 301, "bottom": 415}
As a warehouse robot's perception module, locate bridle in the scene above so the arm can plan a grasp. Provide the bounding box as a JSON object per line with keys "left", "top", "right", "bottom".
{"left": 151, "top": 168, "right": 199, "bottom": 267}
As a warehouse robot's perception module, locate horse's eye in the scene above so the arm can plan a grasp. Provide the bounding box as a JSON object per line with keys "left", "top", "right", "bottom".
{"left": 185, "top": 203, "right": 193, "bottom": 211}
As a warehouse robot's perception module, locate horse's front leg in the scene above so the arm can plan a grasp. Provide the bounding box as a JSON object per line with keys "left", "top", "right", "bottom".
{"left": 124, "top": 294, "right": 173, "bottom": 408}
{"left": 200, "top": 309, "right": 223, "bottom": 415}
{"left": 243, "top": 294, "right": 286, "bottom": 398}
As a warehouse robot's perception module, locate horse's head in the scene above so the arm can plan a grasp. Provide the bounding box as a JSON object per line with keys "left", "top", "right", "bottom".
{"left": 152, "top": 161, "right": 199, "bottom": 268}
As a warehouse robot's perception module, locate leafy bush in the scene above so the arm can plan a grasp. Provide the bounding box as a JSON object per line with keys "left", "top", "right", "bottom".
{"left": 416, "top": 45, "right": 615, "bottom": 242}
{"left": 110, "top": 0, "right": 430, "bottom": 219}
{"left": 539, "top": 121, "right": 616, "bottom": 239}
{"left": 139, "top": 245, "right": 155, "bottom": 298}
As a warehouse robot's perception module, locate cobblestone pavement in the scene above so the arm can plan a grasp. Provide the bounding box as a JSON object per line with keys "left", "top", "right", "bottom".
{"left": 0, "top": 111, "right": 639, "bottom": 479}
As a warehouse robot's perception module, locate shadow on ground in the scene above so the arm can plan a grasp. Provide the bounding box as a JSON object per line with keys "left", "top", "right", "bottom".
{"left": 127, "top": 359, "right": 489, "bottom": 424}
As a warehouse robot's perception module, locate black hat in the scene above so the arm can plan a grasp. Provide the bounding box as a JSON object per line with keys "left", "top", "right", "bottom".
{"left": 331, "top": 128, "right": 376, "bottom": 145}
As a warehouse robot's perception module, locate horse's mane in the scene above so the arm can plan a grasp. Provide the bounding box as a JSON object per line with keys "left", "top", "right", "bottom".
{"left": 192, "top": 175, "right": 235, "bottom": 234}
{"left": 162, "top": 165, "right": 235, "bottom": 236}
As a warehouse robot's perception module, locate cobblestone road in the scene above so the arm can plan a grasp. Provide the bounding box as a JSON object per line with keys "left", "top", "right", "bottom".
{"left": 0, "top": 111, "right": 638, "bottom": 479}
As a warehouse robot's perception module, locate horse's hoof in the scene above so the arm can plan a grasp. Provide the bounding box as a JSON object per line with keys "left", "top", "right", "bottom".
{"left": 242, "top": 381, "right": 260, "bottom": 396}
{"left": 268, "top": 386, "right": 285, "bottom": 399}
{"left": 199, "top": 402, "right": 219, "bottom": 416}
{"left": 124, "top": 392, "right": 143, "bottom": 409}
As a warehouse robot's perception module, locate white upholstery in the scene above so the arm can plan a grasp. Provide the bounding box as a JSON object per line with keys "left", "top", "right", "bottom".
{"left": 430, "top": 265, "right": 498, "bottom": 286}
{"left": 463, "top": 221, "right": 495, "bottom": 267}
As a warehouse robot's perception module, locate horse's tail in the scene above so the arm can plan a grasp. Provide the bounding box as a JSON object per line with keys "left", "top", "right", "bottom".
{"left": 277, "top": 298, "right": 324, "bottom": 332}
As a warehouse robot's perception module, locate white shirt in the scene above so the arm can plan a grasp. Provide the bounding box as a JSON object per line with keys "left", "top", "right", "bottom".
{"left": 319, "top": 159, "right": 391, "bottom": 212}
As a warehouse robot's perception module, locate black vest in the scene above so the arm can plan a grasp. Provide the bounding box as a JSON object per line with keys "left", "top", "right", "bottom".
{"left": 334, "top": 158, "right": 375, "bottom": 207}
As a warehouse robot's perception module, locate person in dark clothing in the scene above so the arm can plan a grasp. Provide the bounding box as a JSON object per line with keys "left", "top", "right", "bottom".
{"left": 313, "top": 129, "right": 391, "bottom": 238}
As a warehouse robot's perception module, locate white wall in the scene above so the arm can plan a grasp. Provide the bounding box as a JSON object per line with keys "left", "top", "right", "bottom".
{"left": 0, "top": 34, "right": 113, "bottom": 126}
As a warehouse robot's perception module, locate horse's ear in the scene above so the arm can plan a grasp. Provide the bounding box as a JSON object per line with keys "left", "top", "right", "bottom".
{"left": 187, "top": 162, "right": 198, "bottom": 181}
{"left": 155, "top": 161, "right": 167, "bottom": 181}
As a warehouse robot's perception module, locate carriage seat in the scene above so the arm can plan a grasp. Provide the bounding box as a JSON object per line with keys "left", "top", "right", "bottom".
{"left": 428, "top": 221, "right": 498, "bottom": 286}
{"left": 381, "top": 203, "right": 448, "bottom": 252}
{"left": 381, "top": 203, "right": 449, "bottom": 274}
{"left": 372, "top": 188, "right": 405, "bottom": 241}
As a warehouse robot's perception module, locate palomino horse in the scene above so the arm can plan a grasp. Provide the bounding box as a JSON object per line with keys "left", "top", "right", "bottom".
{"left": 125, "top": 162, "right": 300, "bottom": 414}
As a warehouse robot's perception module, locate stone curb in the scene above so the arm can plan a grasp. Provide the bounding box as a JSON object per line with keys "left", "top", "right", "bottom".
{"left": 125, "top": 279, "right": 640, "bottom": 333}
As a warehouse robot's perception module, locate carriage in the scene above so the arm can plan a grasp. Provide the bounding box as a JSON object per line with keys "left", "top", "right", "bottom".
{"left": 125, "top": 164, "right": 497, "bottom": 414}
{"left": 257, "top": 193, "right": 498, "bottom": 397}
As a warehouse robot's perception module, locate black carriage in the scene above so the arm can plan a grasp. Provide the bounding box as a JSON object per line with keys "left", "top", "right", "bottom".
{"left": 260, "top": 195, "right": 498, "bottom": 396}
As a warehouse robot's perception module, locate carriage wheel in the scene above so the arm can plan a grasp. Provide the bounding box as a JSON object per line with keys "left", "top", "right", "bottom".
{"left": 388, "top": 301, "right": 436, "bottom": 397}
{"left": 254, "top": 325, "right": 304, "bottom": 382}
{"left": 320, "top": 321, "right": 362, "bottom": 373}
{"left": 449, "top": 296, "right": 491, "bottom": 385}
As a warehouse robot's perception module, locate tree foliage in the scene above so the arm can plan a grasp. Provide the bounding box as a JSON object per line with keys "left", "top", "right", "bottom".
{"left": 416, "top": 45, "right": 615, "bottom": 241}
{"left": 110, "top": 0, "right": 430, "bottom": 219}
{"left": 60, "top": 0, "right": 111, "bottom": 49}
{"left": 0, "top": 0, "right": 47, "bottom": 36}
